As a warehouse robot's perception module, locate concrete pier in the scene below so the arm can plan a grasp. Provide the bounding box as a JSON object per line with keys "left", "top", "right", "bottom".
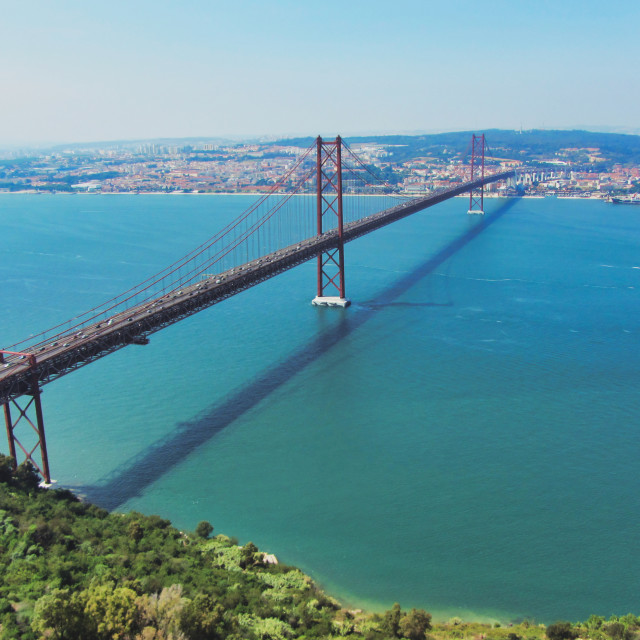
{"left": 312, "top": 296, "right": 351, "bottom": 308}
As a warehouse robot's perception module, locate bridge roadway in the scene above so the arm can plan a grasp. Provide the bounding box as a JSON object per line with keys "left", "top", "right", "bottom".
{"left": 0, "top": 170, "right": 514, "bottom": 405}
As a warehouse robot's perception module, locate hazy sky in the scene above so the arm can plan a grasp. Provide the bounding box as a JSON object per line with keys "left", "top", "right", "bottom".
{"left": 1, "top": 0, "right": 638, "bottom": 145}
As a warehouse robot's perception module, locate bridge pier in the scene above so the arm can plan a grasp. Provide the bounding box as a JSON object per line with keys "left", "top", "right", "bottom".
{"left": 1, "top": 351, "right": 51, "bottom": 484}
{"left": 2, "top": 390, "right": 51, "bottom": 485}
{"left": 312, "top": 135, "right": 350, "bottom": 308}
{"left": 311, "top": 296, "right": 350, "bottom": 308}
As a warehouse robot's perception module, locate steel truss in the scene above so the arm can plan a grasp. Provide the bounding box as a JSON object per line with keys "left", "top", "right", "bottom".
{"left": 1, "top": 351, "right": 51, "bottom": 482}
{"left": 316, "top": 136, "right": 346, "bottom": 298}
{"left": 468, "top": 134, "right": 486, "bottom": 214}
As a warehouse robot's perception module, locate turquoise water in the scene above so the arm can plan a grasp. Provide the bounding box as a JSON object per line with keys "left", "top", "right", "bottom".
{"left": 1, "top": 194, "right": 639, "bottom": 623}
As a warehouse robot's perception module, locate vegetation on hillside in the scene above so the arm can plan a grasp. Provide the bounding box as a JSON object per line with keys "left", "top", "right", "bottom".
{"left": 0, "top": 454, "right": 638, "bottom": 640}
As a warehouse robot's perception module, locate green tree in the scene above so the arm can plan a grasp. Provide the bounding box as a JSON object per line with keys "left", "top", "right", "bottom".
{"left": 137, "top": 584, "right": 186, "bottom": 639}
{"left": 546, "top": 621, "right": 578, "bottom": 640}
{"left": 129, "top": 520, "right": 144, "bottom": 543}
{"left": 382, "top": 603, "right": 403, "bottom": 637}
{"left": 32, "top": 588, "right": 87, "bottom": 639}
{"left": 587, "top": 615, "right": 606, "bottom": 630}
{"left": 180, "top": 594, "right": 226, "bottom": 640}
{"left": 605, "top": 622, "right": 625, "bottom": 640}
{"left": 239, "top": 541, "right": 263, "bottom": 569}
{"left": 83, "top": 583, "right": 141, "bottom": 639}
{"left": 620, "top": 614, "right": 640, "bottom": 629}
{"left": 13, "top": 461, "right": 41, "bottom": 490}
{"left": 195, "top": 520, "right": 214, "bottom": 539}
{"left": 0, "top": 454, "right": 14, "bottom": 483}
{"left": 0, "top": 613, "right": 21, "bottom": 640}
{"left": 399, "top": 608, "right": 432, "bottom": 640}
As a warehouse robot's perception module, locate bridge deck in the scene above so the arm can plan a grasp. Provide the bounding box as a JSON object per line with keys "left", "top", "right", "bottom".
{"left": 1, "top": 170, "right": 513, "bottom": 404}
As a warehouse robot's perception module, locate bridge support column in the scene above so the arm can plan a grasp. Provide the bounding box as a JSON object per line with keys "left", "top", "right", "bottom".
{"left": 312, "top": 135, "right": 350, "bottom": 308}
{"left": 468, "top": 134, "right": 486, "bottom": 215}
{"left": 2, "top": 394, "right": 51, "bottom": 484}
{"left": 1, "top": 352, "right": 51, "bottom": 484}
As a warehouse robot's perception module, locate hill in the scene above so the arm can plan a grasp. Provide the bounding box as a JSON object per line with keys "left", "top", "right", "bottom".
{"left": 0, "top": 456, "right": 636, "bottom": 639}
{"left": 274, "top": 130, "right": 640, "bottom": 167}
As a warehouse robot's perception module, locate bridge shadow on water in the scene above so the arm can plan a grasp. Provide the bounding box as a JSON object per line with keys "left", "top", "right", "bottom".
{"left": 363, "top": 301, "right": 454, "bottom": 308}
{"left": 79, "top": 199, "right": 517, "bottom": 509}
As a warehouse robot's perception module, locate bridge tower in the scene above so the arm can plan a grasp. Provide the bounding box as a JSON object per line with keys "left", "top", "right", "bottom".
{"left": 468, "top": 134, "right": 486, "bottom": 215}
{"left": 1, "top": 351, "right": 51, "bottom": 484}
{"left": 312, "top": 135, "right": 350, "bottom": 308}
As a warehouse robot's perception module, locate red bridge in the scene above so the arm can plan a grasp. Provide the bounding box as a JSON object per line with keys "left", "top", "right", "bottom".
{"left": 1, "top": 135, "right": 514, "bottom": 482}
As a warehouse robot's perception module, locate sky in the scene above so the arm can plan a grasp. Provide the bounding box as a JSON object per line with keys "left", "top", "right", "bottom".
{"left": 1, "top": 0, "right": 638, "bottom": 145}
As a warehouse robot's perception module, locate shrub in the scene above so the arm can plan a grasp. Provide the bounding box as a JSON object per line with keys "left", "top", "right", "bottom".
{"left": 546, "top": 621, "right": 578, "bottom": 640}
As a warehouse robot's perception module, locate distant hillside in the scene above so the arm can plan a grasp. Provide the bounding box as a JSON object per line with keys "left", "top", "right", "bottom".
{"left": 274, "top": 130, "right": 640, "bottom": 166}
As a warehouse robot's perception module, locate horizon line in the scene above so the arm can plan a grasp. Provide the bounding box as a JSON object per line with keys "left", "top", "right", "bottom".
{"left": 2, "top": 125, "right": 640, "bottom": 152}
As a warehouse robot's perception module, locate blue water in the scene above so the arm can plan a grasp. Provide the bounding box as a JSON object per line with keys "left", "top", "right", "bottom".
{"left": 1, "top": 194, "right": 639, "bottom": 623}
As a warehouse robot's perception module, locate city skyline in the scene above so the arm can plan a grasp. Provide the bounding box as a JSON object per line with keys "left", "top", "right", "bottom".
{"left": 1, "top": 0, "right": 638, "bottom": 146}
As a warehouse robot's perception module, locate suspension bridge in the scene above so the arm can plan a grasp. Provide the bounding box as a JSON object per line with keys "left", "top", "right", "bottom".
{"left": 1, "top": 134, "right": 515, "bottom": 483}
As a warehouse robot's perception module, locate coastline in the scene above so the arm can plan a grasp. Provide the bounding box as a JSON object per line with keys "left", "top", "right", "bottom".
{"left": 307, "top": 571, "right": 519, "bottom": 625}
{"left": 0, "top": 190, "right": 610, "bottom": 201}
{"left": 2, "top": 464, "right": 547, "bottom": 638}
